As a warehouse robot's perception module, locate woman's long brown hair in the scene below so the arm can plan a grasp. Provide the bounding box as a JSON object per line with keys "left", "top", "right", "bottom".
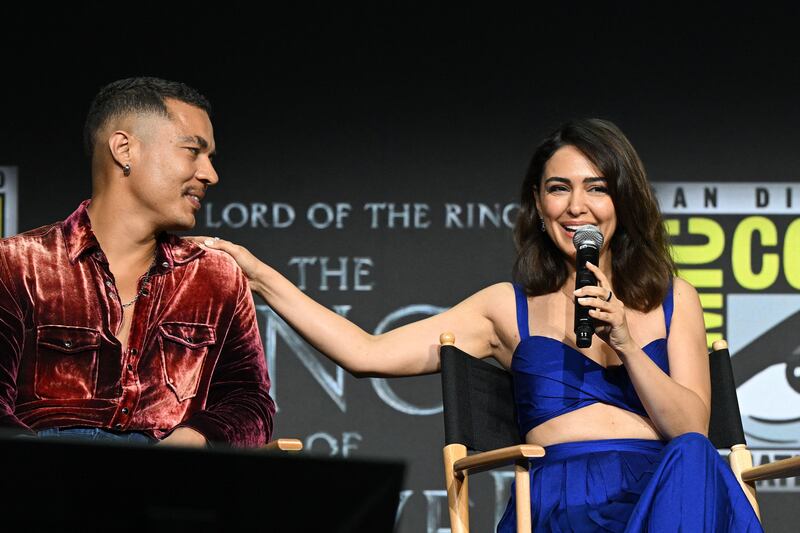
{"left": 513, "top": 118, "right": 675, "bottom": 312}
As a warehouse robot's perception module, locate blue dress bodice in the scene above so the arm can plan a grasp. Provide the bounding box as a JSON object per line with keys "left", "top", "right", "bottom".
{"left": 510, "top": 282, "right": 673, "bottom": 438}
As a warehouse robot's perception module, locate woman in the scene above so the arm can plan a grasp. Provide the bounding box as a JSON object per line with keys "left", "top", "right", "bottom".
{"left": 197, "top": 119, "right": 761, "bottom": 531}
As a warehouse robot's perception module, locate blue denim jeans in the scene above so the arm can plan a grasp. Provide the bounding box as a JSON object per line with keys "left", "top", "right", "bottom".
{"left": 37, "top": 427, "right": 155, "bottom": 444}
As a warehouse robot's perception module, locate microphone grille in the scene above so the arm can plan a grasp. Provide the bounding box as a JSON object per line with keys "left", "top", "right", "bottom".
{"left": 572, "top": 224, "right": 604, "bottom": 249}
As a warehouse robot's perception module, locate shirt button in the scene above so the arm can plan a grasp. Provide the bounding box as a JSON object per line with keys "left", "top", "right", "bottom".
{"left": 109, "top": 293, "right": 117, "bottom": 300}
{"left": 105, "top": 280, "right": 113, "bottom": 287}
{"left": 161, "top": 262, "right": 169, "bottom": 268}
{"left": 121, "top": 408, "right": 129, "bottom": 415}
{"left": 130, "top": 348, "right": 138, "bottom": 355}
{"left": 127, "top": 364, "right": 133, "bottom": 371}
{"left": 63, "top": 340, "right": 72, "bottom": 348}
{"left": 114, "top": 423, "right": 123, "bottom": 430}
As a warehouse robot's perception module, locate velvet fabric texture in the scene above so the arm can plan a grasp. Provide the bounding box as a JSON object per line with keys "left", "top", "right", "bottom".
{"left": 0, "top": 200, "right": 274, "bottom": 446}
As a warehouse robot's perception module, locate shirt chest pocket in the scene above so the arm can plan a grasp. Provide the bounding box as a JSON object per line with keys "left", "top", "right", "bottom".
{"left": 158, "top": 322, "right": 216, "bottom": 402}
{"left": 35, "top": 325, "right": 101, "bottom": 400}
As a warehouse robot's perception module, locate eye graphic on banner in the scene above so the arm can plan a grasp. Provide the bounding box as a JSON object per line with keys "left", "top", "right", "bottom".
{"left": 657, "top": 182, "right": 800, "bottom": 490}
{"left": 727, "top": 299, "right": 800, "bottom": 448}
{"left": 0, "top": 167, "right": 19, "bottom": 238}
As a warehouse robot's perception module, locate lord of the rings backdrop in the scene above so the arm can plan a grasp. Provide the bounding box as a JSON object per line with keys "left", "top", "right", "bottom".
{"left": 2, "top": 5, "right": 800, "bottom": 532}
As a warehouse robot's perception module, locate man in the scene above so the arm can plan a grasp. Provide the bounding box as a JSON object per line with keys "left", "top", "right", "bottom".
{"left": 0, "top": 77, "right": 274, "bottom": 447}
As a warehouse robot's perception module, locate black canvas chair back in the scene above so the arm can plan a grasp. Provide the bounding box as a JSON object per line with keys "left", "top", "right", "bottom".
{"left": 708, "top": 343, "right": 747, "bottom": 448}
{"left": 441, "top": 342, "right": 747, "bottom": 450}
{"left": 438, "top": 339, "right": 793, "bottom": 529}
{"left": 440, "top": 344, "right": 520, "bottom": 451}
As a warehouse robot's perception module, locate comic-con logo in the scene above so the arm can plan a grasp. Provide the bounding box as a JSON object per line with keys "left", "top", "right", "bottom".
{"left": 656, "top": 182, "right": 800, "bottom": 453}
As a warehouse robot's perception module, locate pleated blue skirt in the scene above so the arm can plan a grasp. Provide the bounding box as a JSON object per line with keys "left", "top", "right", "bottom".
{"left": 496, "top": 432, "right": 763, "bottom": 532}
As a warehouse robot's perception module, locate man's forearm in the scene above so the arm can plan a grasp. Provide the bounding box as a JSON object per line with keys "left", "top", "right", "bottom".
{"left": 0, "top": 413, "right": 35, "bottom": 436}
{"left": 158, "top": 426, "right": 208, "bottom": 447}
{"left": 179, "top": 384, "right": 274, "bottom": 447}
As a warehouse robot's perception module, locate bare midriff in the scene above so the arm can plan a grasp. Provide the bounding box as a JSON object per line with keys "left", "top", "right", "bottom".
{"left": 525, "top": 402, "right": 661, "bottom": 447}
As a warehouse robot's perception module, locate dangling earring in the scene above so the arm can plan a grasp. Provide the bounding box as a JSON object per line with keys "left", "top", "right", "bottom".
{"left": 536, "top": 212, "right": 546, "bottom": 232}
{"left": 123, "top": 164, "right": 131, "bottom": 176}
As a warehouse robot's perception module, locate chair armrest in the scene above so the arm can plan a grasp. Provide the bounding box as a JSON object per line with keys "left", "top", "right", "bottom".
{"left": 741, "top": 455, "right": 800, "bottom": 482}
{"left": 453, "top": 444, "right": 545, "bottom": 476}
{"left": 263, "top": 438, "right": 304, "bottom": 451}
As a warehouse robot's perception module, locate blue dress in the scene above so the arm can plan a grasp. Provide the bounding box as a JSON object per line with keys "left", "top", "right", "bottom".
{"left": 496, "top": 284, "right": 763, "bottom": 532}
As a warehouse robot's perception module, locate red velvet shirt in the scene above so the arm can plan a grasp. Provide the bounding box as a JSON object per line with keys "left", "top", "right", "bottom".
{"left": 0, "top": 201, "right": 274, "bottom": 446}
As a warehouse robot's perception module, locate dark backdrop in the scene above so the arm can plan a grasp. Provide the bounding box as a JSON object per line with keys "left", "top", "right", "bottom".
{"left": 2, "top": 5, "right": 799, "bottom": 532}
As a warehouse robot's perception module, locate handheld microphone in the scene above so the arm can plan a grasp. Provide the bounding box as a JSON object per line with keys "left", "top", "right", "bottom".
{"left": 573, "top": 224, "right": 604, "bottom": 348}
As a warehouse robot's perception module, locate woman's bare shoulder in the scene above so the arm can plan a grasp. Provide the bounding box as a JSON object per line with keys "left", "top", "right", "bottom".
{"left": 672, "top": 276, "right": 701, "bottom": 307}
{"left": 470, "top": 281, "right": 519, "bottom": 334}
{"left": 451, "top": 282, "right": 515, "bottom": 325}
{"left": 464, "top": 282, "right": 516, "bottom": 310}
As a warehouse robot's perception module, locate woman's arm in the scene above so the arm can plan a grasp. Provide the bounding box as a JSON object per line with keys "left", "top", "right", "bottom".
{"left": 579, "top": 264, "right": 711, "bottom": 439}
{"left": 196, "top": 238, "right": 507, "bottom": 377}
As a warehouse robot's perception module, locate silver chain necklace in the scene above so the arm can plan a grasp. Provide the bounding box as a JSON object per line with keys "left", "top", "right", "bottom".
{"left": 121, "top": 256, "right": 157, "bottom": 309}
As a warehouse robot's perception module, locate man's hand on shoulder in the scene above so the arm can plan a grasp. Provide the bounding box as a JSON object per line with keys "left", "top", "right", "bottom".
{"left": 158, "top": 426, "right": 208, "bottom": 448}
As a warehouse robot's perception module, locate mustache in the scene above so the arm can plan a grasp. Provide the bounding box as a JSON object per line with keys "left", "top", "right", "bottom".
{"left": 182, "top": 187, "right": 206, "bottom": 199}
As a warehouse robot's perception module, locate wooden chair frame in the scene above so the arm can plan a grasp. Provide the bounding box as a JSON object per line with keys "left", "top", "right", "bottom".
{"left": 439, "top": 334, "right": 800, "bottom": 532}
{"left": 712, "top": 340, "right": 800, "bottom": 520}
{"left": 440, "top": 332, "right": 539, "bottom": 533}
{"left": 264, "top": 438, "right": 304, "bottom": 451}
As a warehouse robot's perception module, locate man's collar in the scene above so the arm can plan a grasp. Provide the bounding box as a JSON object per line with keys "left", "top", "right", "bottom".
{"left": 63, "top": 199, "right": 205, "bottom": 267}
{"left": 159, "top": 234, "right": 205, "bottom": 269}
{"left": 63, "top": 200, "right": 100, "bottom": 264}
